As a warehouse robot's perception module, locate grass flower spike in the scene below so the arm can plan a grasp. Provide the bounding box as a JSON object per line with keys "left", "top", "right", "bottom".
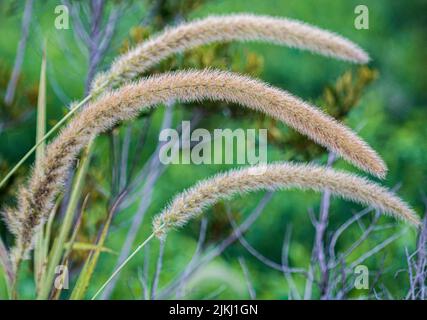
{"left": 0, "top": 13, "right": 371, "bottom": 190}
{"left": 6, "top": 69, "right": 385, "bottom": 265}
{"left": 92, "top": 14, "right": 370, "bottom": 91}
{"left": 153, "top": 162, "right": 420, "bottom": 239}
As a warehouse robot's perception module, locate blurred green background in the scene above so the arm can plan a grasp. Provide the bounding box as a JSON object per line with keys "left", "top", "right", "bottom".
{"left": 0, "top": 0, "right": 426, "bottom": 299}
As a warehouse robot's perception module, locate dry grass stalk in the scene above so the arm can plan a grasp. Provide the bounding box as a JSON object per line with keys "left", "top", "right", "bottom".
{"left": 4, "top": 69, "right": 386, "bottom": 265}
{"left": 92, "top": 14, "right": 369, "bottom": 92}
{"left": 152, "top": 162, "right": 420, "bottom": 239}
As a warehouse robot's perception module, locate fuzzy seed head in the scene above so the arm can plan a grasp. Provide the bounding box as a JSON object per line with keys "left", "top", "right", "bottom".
{"left": 7, "top": 69, "right": 385, "bottom": 262}
{"left": 153, "top": 162, "right": 419, "bottom": 239}
{"left": 92, "top": 14, "right": 370, "bottom": 92}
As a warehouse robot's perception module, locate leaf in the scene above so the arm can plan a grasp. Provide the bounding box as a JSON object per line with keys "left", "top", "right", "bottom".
{"left": 71, "top": 191, "right": 127, "bottom": 300}
{"left": 0, "top": 236, "right": 13, "bottom": 296}
{"left": 64, "top": 242, "right": 116, "bottom": 255}
{"left": 34, "top": 40, "right": 47, "bottom": 292}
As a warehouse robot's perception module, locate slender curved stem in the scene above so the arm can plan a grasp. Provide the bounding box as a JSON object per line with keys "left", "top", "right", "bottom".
{"left": 91, "top": 232, "right": 156, "bottom": 300}
{"left": 0, "top": 94, "right": 93, "bottom": 189}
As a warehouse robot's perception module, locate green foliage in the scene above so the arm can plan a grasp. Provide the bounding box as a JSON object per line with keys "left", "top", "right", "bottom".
{"left": 0, "top": 0, "right": 425, "bottom": 300}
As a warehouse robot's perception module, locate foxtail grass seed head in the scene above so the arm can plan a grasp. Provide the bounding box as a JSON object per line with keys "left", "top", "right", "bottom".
{"left": 152, "top": 162, "right": 420, "bottom": 239}
{"left": 92, "top": 14, "right": 370, "bottom": 92}
{"left": 5, "top": 69, "right": 385, "bottom": 264}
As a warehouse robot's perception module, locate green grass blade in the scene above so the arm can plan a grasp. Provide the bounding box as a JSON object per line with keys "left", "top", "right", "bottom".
{"left": 0, "top": 237, "right": 12, "bottom": 298}
{"left": 91, "top": 232, "right": 156, "bottom": 300}
{"left": 0, "top": 93, "right": 93, "bottom": 189}
{"left": 70, "top": 193, "right": 125, "bottom": 300}
{"left": 34, "top": 40, "right": 47, "bottom": 291}
{"left": 35, "top": 41, "right": 47, "bottom": 170}
{"left": 51, "top": 194, "right": 88, "bottom": 300}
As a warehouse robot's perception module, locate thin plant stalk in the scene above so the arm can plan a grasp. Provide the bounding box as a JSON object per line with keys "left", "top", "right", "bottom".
{"left": 91, "top": 231, "right": 157, "bottom": 300}
{"left": 51, "top": 194, "right": 88, "bottom": 300}
{"left": 70, "top": 191, "right": 127, "bottom": 300}
{"left": 0, "top": 93, "right": 93, "bottom": 189}
{"left": 34, "top": 40, "right": 47, "bottom": 291}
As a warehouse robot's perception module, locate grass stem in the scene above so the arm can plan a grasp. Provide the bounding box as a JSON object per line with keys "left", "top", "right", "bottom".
{"left": 0, "top": 93, "right": 93, "bottom": 189}
{"left": 91, "top": 232, "right": 157, "bottom": 300}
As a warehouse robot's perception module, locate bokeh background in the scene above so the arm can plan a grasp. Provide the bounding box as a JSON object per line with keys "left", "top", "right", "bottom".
{"left": 0, "top": 0, "right": 426, "bottom": 299}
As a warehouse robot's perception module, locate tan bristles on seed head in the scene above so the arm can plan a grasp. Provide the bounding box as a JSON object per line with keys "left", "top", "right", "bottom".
{"left": 6, "top": 69, "right": 385, "bottom": 264}
{"left": 92, "top": 14, "right": 370, "bottom": 92}
{"left": 152, "top": 162, "right": 419, "bottom": 239}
